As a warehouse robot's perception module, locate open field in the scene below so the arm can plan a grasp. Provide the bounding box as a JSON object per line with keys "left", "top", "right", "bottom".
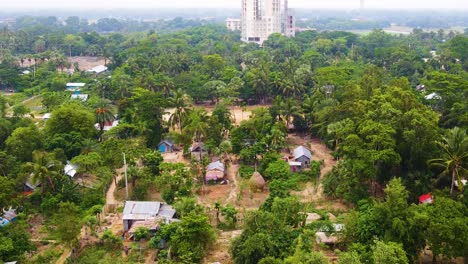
{"left": 20, "top": 56, "right": 106, "bottom": 72}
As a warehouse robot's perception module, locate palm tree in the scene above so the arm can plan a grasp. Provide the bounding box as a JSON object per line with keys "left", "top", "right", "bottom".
{"left": 428, "top": 127, "right": 468, "bottom": 195}
{"left": 280, "top": 98, "right": 301, "bottom": 130}
{"left": 184, "top": 109, "right": 209, "bottom": 143}
{"left": 94, "top": 99, "right": 115, "bottom": 133}
{"left": 80, "top": 138, "right": 98, "bottom": 155}
{"left": 24, "top": 151, "right": 62, "bottom": 195}
{"left": 168, "top": 89, "right": 191, "bottom": 132}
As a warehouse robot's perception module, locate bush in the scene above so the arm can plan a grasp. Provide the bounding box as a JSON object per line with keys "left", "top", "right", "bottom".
{"left": 101, "top": 230, "right": 122, "bottom": 250}
{"left": 131, "top": 180, "right": 149, "bottom": 200}
{"left": 133, "top": 227, "right": 150, "bottom": 241}
{"left": 239, "top": 165, "right": 255, "bottom": 179}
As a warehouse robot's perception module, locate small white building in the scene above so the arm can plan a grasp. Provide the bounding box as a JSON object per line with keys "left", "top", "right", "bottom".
{"left": 71, "top": 94, "right": 89, "bottom": 102}
{"left": 293, "top": 146, "right": 312, "bottom": 168}
{"left": 66, "top": 83, "right": 86, "bottom": 91}
{"left": 87, "top": 65, "right": 108, "bottom": 75}
{"left": 425, "top": 92, "right": 441, "bottom": 100}
{"left": 64, "top": 162, "right": 78, "bottom": 178}
{"left": 42, "top": 113, "right": 52, "bottom": 121}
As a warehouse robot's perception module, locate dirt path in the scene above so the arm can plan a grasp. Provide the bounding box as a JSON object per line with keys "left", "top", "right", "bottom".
{"left": 5, "top": 95, "right": 38, "bottom": 117}
{"left": 55, "top": 247, "right": 71, "bottom": 264}
{"left": 106, "top": 168, "right": 124, "bottom": 206}
{"left": 289, "top": 136, "right": 336, "bottom": 203}
{"left": 224, "top": 163, "right": 240, "bottom": 205}
{"left": 203, "top": 230, "right": 242, "bottom": 264}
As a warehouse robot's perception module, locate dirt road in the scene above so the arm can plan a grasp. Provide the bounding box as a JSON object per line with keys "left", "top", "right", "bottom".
{"left": 224, "top": 163, "right": 240, "bottom": 205}
{"left": 106, "top": 168, "right": 124, "bottom": 206}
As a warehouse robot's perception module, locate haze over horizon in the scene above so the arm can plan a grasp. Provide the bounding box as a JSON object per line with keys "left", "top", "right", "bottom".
{"left": 2, "top": 0, "right": 468, "bottom": 10}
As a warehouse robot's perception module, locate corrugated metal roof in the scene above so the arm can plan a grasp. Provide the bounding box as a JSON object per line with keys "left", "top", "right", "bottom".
{"left": 66, "top": 83, "right": 86, "bottom": 87}
{"left": 293, "top": 146, "right": 312, "bottom": 160}
{"left": 64, "top": 162, "right": 78, "bottom": 178}
{"left": 87, "top": 65, "right": 108, "bottom": 74}
{"left": 159, "top": 139, "right": 174, "bottom": 147}
{"left": 70, "top": 94, "right": 89, "bottom": 102}
{"left": 158, "top": 204, "right": 176, "bottom": 219}
{"left": 123, "top": 201, "right": 161, "bottom": 221}
{"left": 207, "top": 161, "right": 225, "bottom": 172}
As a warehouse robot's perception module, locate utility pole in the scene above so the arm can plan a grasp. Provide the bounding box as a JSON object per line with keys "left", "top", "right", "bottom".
{"left": 123, "top": 152, "right": 128, "bottom": 200}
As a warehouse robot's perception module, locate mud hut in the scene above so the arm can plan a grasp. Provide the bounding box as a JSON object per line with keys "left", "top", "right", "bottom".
{"left": 249, "top": 171, "right": 266, "bottom": 192}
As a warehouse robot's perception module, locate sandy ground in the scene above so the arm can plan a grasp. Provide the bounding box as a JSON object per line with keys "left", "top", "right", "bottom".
{"left": 164, "top": 105, "right": 263, "bottom": 127}
{"left": 20, "top": 56, "right": 106, "bottom": 72}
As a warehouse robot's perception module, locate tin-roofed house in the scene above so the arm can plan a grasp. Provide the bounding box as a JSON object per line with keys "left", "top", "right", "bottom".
{"left": 293, "top": 146, "right": 312, "bottom": 168}
{"left": 66, "top": 83, "right": 86, "bottom": 92}
{"left": 158, "top": 140, "right": 175, "bottom": 153}
{"left": 123, "top": 201, "right": 178, "bottom": 232}
{"left": 205, "top": 160, "right": 225, "bottom": 183}
{"left": 190, "top": 142, "right": 206, "bottom": 161}
{"left": 70, "top": 94, "right": 89, "bottom": 102}
{"left": 87, "top": 65, "right": 108, "bottom": 75}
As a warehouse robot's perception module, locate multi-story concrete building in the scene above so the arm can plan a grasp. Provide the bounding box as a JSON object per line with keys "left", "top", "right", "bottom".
{"left": 242, "top": 0, "right": 295, "bottom": 44}
{"left": 226, "top": 18, "right": 242, "bottom": 31}
{"left": 226, "top": 0, "right": 295, "bottom": 44}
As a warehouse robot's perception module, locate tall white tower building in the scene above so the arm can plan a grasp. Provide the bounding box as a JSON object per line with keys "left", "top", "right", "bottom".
{"left": 238, "top": 0, "right": 295, "bottom": 44}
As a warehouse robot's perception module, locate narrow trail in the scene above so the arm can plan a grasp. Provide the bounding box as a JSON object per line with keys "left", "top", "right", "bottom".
{"left": 55, "top": 248, "right": 71, "bottom": 264}
{"left": 224, "top": 163, "right": 240, "bottom": 205}
{"left": 5, "top": 95, "right": 38, "bottom": 117}
{"left": 106, "top": 168, "right": 124, "bottom": 206}
{"left": 56, "top": 168, "right": 124, "bottom": 264}
{"left": 292, "top": 136, "right": 336, "bottom": 203}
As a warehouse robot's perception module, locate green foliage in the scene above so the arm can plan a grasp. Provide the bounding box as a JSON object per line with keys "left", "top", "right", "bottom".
{"left": 239, "top": 165, "right": 255, "bottom": 179}
{"left": 372, "top": 240, "right": 408, "bottom": 264}
{"left": 54, "top": 202, "right": 81, "bottom": 246}
{"left": 71, "top": 152, "right": 102, "bottom": 174}
{"left": 283, "top": 236, "right": 328, "bottom": 264}
{"left": 425, "top": 197, "right": 468, "bottom": 260}
{"left": 46, "top": 103, "right": 95, "bottom": 139}
{"left": 0, "top": 219, "right": 35, "bottom": 262}
{"left": 143, "top": 151, "right": 164, "bottom": 176}
{"left": 338, "top": 251, "right": 362, "bottom": 264}
{"left": 169, "top": 212, "right": 216, "bottom": 263}
{"left": 264, "top": 160, "right": 291, "bottom": 181}
{"left": 101, "top": 230, "right": 122, "bottom": 250}
{"left": 132, "top": 227, "right": 150, "bottom": 241}
{"left": 6, "top": 125, "right": 44, "bottom": 161}
{"left": 156, "top": 163, "right": 193, "bottom": 204}
{"left": 173, "top": 197, "right": 204, "bottom": 218}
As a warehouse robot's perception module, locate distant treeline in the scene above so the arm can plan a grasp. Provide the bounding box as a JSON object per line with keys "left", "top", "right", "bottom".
{"left": 4, "top": 16, "right": 215, "bottom": 34}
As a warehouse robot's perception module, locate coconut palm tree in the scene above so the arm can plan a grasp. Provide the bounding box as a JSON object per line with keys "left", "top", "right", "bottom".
{"left": 428, "top": 127, "right": 468, "bottom": 195}
{"left": 183, "top": 109, "right": 209, "bottom": 143}
{"left": 280, "top": 98, "right": 301, "bottom": 130}
{"left": 168, "top": 89, "right": 192, "bottom": 132}
{"left": 80, "top": 138, "right": 98, "bottom": 155}
{"left": 94, "top": 99, "right": 115, "bottom": 133}
{"left": 24, "top": 151, "right": 63, "bottom": 195}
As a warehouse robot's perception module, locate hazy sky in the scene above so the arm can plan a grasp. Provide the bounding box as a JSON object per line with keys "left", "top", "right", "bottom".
{"left": 2, "top": 0, "right": 467, "bottom": 9}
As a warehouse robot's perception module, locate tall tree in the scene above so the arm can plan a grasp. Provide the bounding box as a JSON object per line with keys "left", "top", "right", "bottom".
{"left": 168, "top": 89, "right": 191, "bottom": 132}
{"left": 94, "top": 99, "right": 115, "bottom": 133}
{"left": 23, "top": 150, "right": 63, "bottom": 195}
{"left": 428, "top": 127, "right": 468, "bottom": 195}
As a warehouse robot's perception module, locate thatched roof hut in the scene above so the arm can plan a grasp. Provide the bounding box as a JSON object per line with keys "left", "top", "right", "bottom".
{"left": 249, "top": 171, "right": 266, "bottom": 192}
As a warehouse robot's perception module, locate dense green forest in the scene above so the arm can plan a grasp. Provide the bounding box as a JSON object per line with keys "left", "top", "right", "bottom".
{"left": 0, "top": 17, "right": 467, "bottom": 264}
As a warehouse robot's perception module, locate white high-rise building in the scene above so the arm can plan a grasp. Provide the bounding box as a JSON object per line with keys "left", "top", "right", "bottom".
{"left": 232, "top": 0, "right": 295, "bottom": 44}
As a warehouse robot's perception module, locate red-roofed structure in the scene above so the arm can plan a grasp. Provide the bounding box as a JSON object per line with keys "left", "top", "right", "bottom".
{"left": 419, "top": 193, "right": 433, "bottom": 204}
